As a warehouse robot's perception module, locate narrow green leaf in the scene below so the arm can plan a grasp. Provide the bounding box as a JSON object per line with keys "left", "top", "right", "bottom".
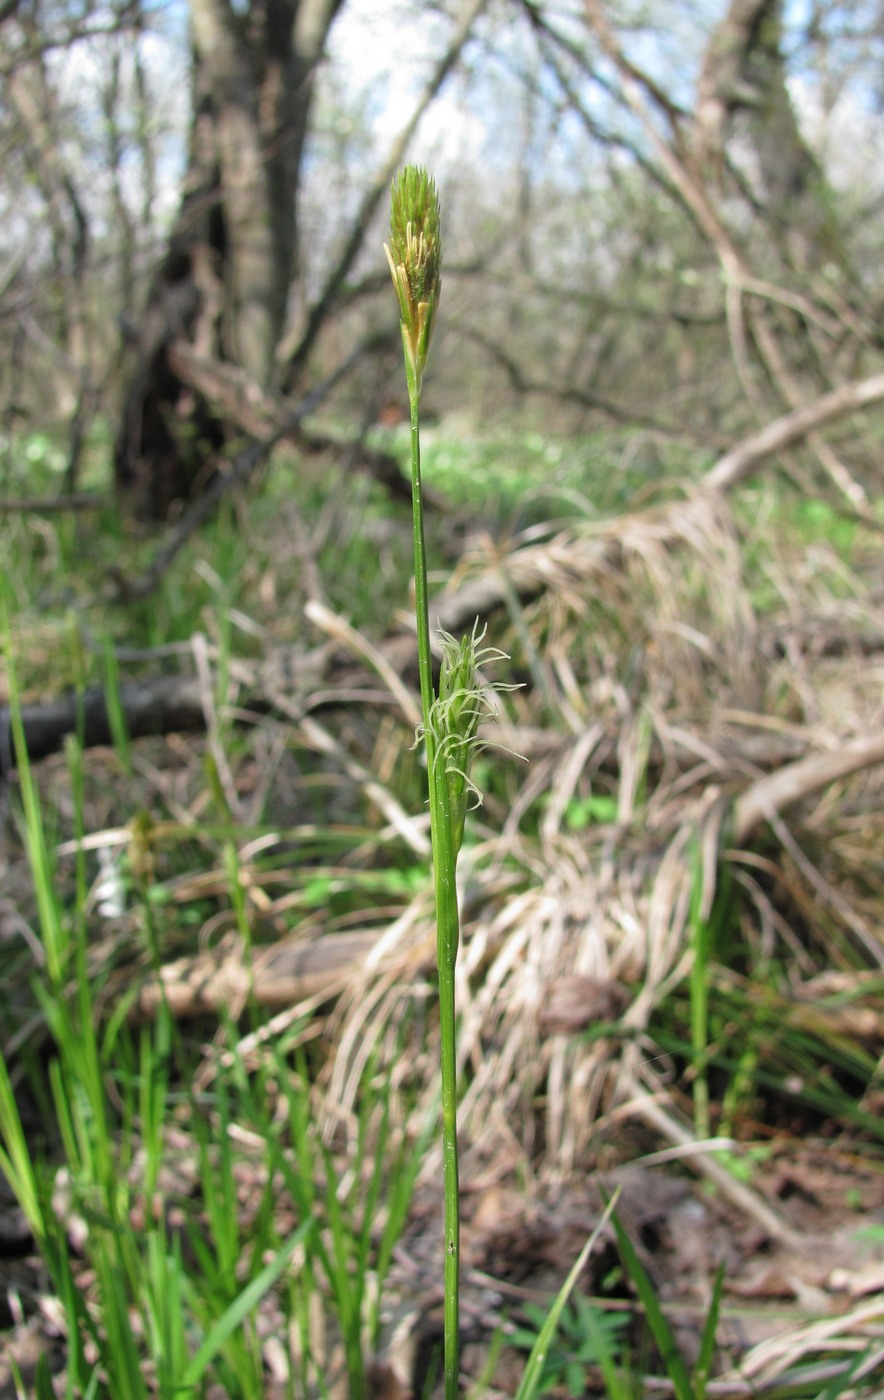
{"left": 514, "top": 1189, "right": 620, "bottom": 1400}
{"left": 693, "top": 1261, "right": 724, "bottom": 1398}
{"left": 607, "top": 1202, "right": 694, "bottom": 1400}
{"left": 814, "top": 1348, "right": 876, "bottom": 1400}
{"left": 579, "top": 1301, "right": 631, "bottom": 1400}
{"left": 33, "top": 1355, "right": 56, "bottom": 1400}
{"left": 0, "top": 1051, "right": 46, "bottom": 1245}
{"left": 181, "top": 1216, "right": 315, "bottom": 1388}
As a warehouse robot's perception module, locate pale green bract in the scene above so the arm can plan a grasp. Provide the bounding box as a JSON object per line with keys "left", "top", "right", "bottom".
{"left": 425, "top": 625, "right": 514, "bottom": 854}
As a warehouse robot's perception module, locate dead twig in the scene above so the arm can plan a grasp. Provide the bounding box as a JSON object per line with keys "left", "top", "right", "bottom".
{"left": 732, "top": 731, "right": 884, "bottom": 845}
{"left": 131, "top": 930, "right": 380, "bottom": 1020}
{"left": 0, "top": 493, "right": 105, "bottom": 513}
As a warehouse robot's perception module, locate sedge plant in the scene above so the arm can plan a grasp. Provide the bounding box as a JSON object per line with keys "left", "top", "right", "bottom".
{"left": 385, "top": 165, "right": 597, "bottom": 1400}
{"left": 387, "top": 166, "right": 632, "bottom": 1400}
{"left": 386, "top": 163, "right": 462, "bottom": 1400}
{"left": 386, "top": 165, "right": 506, "bottom": 1400}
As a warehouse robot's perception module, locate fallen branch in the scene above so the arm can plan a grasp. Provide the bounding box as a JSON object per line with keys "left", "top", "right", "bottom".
{"left": 705, "top": 370, "right": 884, "bottom": 493}
{"left": 0, "top": 634, "right": 813, "bottom": 779}
{"left": 0, "top": 493, "right": 105, "bottom": 514}
{"left": 5, "top": 373, "right": 882, "bottom": 803}
{"left": 111, "top": 333, "right": 391, "bottom": 601}
{"left": 168, "top": 341, "right": 426, "bottom": 508}
{"left": 427, "top": 368, "right": 884, "bottom": 637}
{"left": 131, "top": 929, "right": 382, "bottom": 1020}
{"left": 0, "top": 675, "right": 206, "bottom": 774}
{"left": 732, "top": 732, "right": 884, "bottom": 844}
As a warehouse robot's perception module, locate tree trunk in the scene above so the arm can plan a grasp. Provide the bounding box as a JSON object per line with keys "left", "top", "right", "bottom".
{"left": 8, "top": 46, "right": 93, "bottom": 487}
{"left": 694, "top": 0, "right": 846, "bottom": 275}
{"left": 115, "top": 0, "right": 344, "bottom": 520}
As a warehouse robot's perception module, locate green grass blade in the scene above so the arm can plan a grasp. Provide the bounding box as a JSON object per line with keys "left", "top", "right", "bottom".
{"left": 693, "top": 1261, "right": 724, "bottom": 1399}
{"left": 181, "top": 1214, "right": 316, "bottom": 1389}
{"left": 578, "top": 1300, "right": 632, "bottom": 1400}
{"left": 814, "top": 1347, "right": 877, "bottom": 1400}
{"left": 198, "top": 1081, "right": 240, "bottom": 1290}
{"left": 321, "top": 1139, "right": 366, "bottom": 1399}
{"left": 33, "top": 1354, "right": 56, "bottom": 1400}
{"left": 356, "top": 1093, "right": 387, "bottom": 1283}
{"left": 82, "top": 1368, "right": 102, "bottom": 1400}
{"left": 92, "top": 1241, "right": 149, "bottom": 1400}
{"left": 376, "top": 1099, "right": 437, "bottom": 1291}
{"left": 688, "top": 838, "right": 711, "bottom": 1141}
{"left": 514, "top": 1189, "right": 620, "bottom": 1400}
{"left": 0, "top": 1050, "right": 47, "bottom": 1245}
{"left": 1, "top": 597, "right": 66, "bottom": 985}
{"left": 8, "top": 1354, "right": 25, "bottom": 1400}
{"left": 607, "top": 1203, "right": 694, "bottom": 1400}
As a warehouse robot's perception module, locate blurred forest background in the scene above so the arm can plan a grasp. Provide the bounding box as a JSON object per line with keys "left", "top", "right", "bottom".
{"left": 3, "top": 0, "right": 884, "bottom": 1396}
{"left": 3, "top": 0, "right": 883, "bottom": 515}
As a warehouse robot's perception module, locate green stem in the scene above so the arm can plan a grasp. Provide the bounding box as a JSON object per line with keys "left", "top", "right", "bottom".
{"left": 407, "top": 364, "right": 460, "bottom": 1400}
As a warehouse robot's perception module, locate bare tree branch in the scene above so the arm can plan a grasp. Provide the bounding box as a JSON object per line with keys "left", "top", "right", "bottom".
{"left": 112, "top": 334, "right": 386, "bottom": 601}
{"left": 705, "top": 370, "right": 884, "bottom": 491}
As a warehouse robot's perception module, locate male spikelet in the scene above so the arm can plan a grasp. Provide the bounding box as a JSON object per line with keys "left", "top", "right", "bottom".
{"left": 385, "top": 166, "right": 442, "bottom": 397}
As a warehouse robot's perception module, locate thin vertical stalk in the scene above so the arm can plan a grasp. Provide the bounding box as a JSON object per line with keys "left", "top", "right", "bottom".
{"left": 387, "top": 164, "right": 459, "bottom": 1399}
{"left": 408, "top": 382, "right": 461, "bottom": 1400}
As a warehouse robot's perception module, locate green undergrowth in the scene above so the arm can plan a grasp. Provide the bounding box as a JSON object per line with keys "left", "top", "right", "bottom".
{"left": 735, "top": 482, "right": 882, "bottom": 613}
{"left": 0, "top": 638, "right": 429, "bottom": 1399}
{"left": 2, "top": 418, "right": 726, "bottom": 684}
{"left": 368, "top": 420, "right": 703, "bottom": 524}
